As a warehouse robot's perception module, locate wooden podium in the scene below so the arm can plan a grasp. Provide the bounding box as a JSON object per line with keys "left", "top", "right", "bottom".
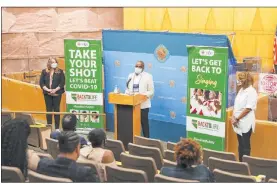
{"left": 108, "top": 93, "right": 147, "bottom": 150}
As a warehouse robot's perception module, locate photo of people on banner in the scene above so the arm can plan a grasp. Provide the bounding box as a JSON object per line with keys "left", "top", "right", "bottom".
{"left": 189, "top": 88, "right": 222, "bottom": 119}
{"left": 70, "top": 109, "right": 100, "bottom": 123}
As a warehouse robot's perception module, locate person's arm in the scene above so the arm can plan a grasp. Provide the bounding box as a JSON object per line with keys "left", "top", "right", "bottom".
{"left": 51, "top": 70, "right": 65, "bottom": 93}
{"left": 27, "top": 149, "right": 40, "bottom": 171}
{"left": 39, "top": 70, "right": 51, "bottom": 92}
{"left": 141, "top": 74, "right": 154, "bottom": 98}
{"left": 101, "top": 150, "right": 115, "bottom": 164}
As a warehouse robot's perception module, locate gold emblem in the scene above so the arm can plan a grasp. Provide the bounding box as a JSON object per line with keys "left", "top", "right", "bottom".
{"left": 169, "top": 80, "right": 175, "bottom": 87}
{"left": 148, "top": 63, "right": 152, "bottom": 69}
{"left": 180, "top": 66, "right": 187, "bottom": 72}
{"left": 181, "top": 97, "right": 187, "bottom": 103}
{"left": 170, "top": 111, "right": 176, "bottom": 119}
{"left": 114, "top": 60, "right": 120, "bottom": 66}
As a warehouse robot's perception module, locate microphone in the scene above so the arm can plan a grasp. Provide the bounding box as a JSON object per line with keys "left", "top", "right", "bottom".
{"left": 126, "top": 78, "right": 131, "bottom": 88}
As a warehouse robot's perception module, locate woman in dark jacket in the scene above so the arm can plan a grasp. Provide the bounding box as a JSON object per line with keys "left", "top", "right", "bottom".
{"left": 40, "top": 57, "right": 65, "bottom": 129}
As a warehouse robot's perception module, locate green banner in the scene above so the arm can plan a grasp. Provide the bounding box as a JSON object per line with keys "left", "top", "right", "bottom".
{"left": 64, "top": 39, "right": 104, "bottom": 129}
{"left": 186, "top": 46, "right": 229, "bottom": 151}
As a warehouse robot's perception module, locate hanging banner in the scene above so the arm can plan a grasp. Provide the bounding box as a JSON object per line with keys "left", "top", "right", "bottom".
{"left": 64, "top": 39, "right": 104, "bottom": 129}
{"left": 258, "top": 73, "right": 277, "bottom": 95}
{"left": 186, "top": 46, "right": 229, "bottom": 151}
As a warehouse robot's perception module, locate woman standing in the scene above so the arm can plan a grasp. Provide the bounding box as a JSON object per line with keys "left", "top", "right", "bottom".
{"left": 232, "top": 72, "right": 258, "bottom": 162}
{"left": 40, "top": 57, "right": 65, "bottom": 129}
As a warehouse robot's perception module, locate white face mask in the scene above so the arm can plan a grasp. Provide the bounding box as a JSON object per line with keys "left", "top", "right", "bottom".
{"left": 135, "top": 67, "right": 143, "bottom": 74}
{"left": 51, "top": 63, "right": 58, "bottom": 69}
{"left": 237, "top": 80, "right": 242, "bottom": 86}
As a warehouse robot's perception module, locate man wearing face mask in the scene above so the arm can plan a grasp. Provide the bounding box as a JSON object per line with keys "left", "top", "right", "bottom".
{"left": 232, "top": 72, "right": 258, "bottom": 162}
{"left": 126, "top": 60, "right": 154, "bottom": 138}
{"left": 39, "top": 57, "right": 65, "bottom": 129}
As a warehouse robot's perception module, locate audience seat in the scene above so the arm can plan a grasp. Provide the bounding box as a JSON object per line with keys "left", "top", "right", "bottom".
{"left": 106, "top": 165, "right": 148, "bottom": 182}
{"left": 120, "top": 152, "right": 157, "bottom": 182}
{"left": 213, "top": 169, "right": 256, "bottom": 183}
{"left": 154, "top": 174, "right": 199, "bottom": 183}
{"left": 46, "top": 138, "right": 60, "bottom": 159}
{"left": 128, "top": 143, "right": 164, "bottom": 169}
{"left": 242, "top": 155, "right": 277, "bottom": 181}
{"left": 163, "top": 159, "right": 177, "bottom": 167}
{"left": 208, "top": 157, "right": 251, "bottom": 175}
{"left": 166, "top": 141, "right": 177, "bottom": 151}
{"left": 104, "top": 139, "right": 125, "bottom": 161}
{"left": 28, "top": 169, "right": 72, "bottom": 182}
{"left": 269, "top": 178, "right": 277, "bottom": 182}
{"left": 15, "top": 113, "right": 51, "bottom": 150}
{"left": 1, "top": 112, "right": 13, "bottom": 126}
{"left": 164, "top": 150, "right": 175, "bottom": 162}
{"left": 203, "top": 148, "right": 236, "bottom": 166}
{"left": 76, "top": 160, "right": 103, "bottom": 182}
{"left": 134, "top": 136, "right": 165, "bottom": 157}
{"left": 1, "top": 166, "right": 25, "bottom": 182}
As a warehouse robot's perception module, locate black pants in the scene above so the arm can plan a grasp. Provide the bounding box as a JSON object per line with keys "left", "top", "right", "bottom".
{"left": 237, "top": 128, "right": 252, "bottom": 162}
{"left": 275, "top": 65, "right": 277, "bottom": 74}
{"left": 141, "top": 108, "right": 150, "bottom": 138}
{"left": 44, "top": 94, "right": 62, "bottom": 129}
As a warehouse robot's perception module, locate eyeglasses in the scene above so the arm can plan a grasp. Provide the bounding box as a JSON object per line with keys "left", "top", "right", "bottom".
{"left": 135, "top": 65, "right": 143, "bottom": 68}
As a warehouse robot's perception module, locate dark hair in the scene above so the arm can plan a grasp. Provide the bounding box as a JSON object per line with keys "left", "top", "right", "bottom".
{"left": 88, "top": 129, "right": 106, "bottom": 147}
{"left": 91, "top": 112, "right": 99, "bottom": 119}
{"left": 62, "top": 114, "right": 77, "bottom": 131}
{"left": 1, "top": 118, "right": 31, "bottom": 178}
{"left": 58, "top": 131, "right": 80, "bottom": 153}
{"left": 175, "top": 138, "right": 202, "bottom": 168}
{"left": 204, "top": 90, "right": 210, "bottom": 101}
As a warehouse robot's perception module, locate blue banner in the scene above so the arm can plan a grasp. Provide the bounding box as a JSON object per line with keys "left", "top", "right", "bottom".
{"left": 103, "top": 30, "right": 236, "bottom": 142}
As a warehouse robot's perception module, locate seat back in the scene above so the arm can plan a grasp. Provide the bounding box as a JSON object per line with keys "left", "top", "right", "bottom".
{"left": 15, "top": 113, "right": 40, "bottom": 147}
{"left": 243, "top": 155, "right": 277, "bottom": 181}
{"left": 134, "top": 136, "right": 164, "bottom": 157}
{"left": 166, "top": 141, "right": 177, "bottom": 151}
{"left": 1, "top": 112, "right": 13, "bottom": 126}
{"left": 106, "top": 165, "right": 148, "bottom": 182}
{"left": 163, "top": 159, "right": 177, "bottom": 167}
{"left": 104, "top": 139, "right": 125, "bottom": 161}
{"left": 269, "top": 178, "right": 277, "bottom": 182}
{"left": 120, "top": 152, "right": 157, "bottom": 182}
{"left": 203, "top": 148, "right": 236, "bottom": 166}
{"left": 28, "top": 169, "right": 72, "bottom": 182}
{"left": 128, "top": 143, "right": 164, "bottom": 169}
{"left": 1, "top": 166, "right": 25, "bottom": 182}
{"left": 213, "top": 169, "right": 256, "bottom": 182}
{"left": 154, "top": 174, "right": 199, "bottom": 183}
{"left": 164, "top": 150, "right": 175, "bottom": 162}
{"left": 46, "top": 138, "right": 60, "bottom": 159}
{"left": 209, "top": 157, "right": 251, "bottom": 175}
{"left": 76, "top": 160, "right": 103, "bottom": 182}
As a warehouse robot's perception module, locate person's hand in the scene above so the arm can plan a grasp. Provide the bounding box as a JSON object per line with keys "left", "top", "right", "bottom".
{"left": 50, "top": 88, "right": 57, "bottom": 94}
{"left": 231, "top": 116, "right": 239, "bottom": 127}
{"left": 47, "top": 88, "right": 52, "bottom": 93}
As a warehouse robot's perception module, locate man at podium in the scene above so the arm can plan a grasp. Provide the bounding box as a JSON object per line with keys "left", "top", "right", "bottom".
{"left": 125, "top": 60, "right": 154, "bottom": 138}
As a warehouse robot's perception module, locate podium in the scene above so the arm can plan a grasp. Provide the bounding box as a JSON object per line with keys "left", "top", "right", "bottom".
{"left": 108, "top": 93, "right": 147, "bottom": 150}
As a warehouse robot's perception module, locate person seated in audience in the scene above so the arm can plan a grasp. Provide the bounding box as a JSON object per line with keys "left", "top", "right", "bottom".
{"left": 37, "top": 131, "right": 99, "bottom": 182}
{"left": 1, "top": 118, "right": 40, "bottom": 179}
{"left": 79, "top": 128, "right": 116, "bottom": 181}
{"left": 160, "top": 138, "right": 215, "bottom": 182}
{"left": 50, "top": 114, "right": 88, "bottom": 147}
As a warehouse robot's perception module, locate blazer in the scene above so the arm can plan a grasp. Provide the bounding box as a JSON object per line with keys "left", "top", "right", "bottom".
{"left": 126, "top": 71, "right": 154, "bottom": 109}
{"left": 39, "top": 68, "right": 65, "bottom": 95}
{"left": 160, "top": 165, "right": 215, "bottom": 182}
{"left": 37, "top": 157, "right": 99, "bottom": 182}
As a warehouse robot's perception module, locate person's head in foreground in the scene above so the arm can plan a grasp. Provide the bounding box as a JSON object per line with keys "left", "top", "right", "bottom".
{"left": 62, "top": 114, "right": 77, "bottom": 131}
{"left": 58, "top": 131, "right": 80, "bottom": 161}
{"left": 175, "top": 138, "right": 202, "bottom": 168}
{"left": 237, "top": 72, "right": 254, "bottom": 89}
{"left": 1, "top": 118, "right": 30, "bottom": 178}
{"left": 88, "top": 128, "right": 107, "bottom": 148}
{"left": 135, "top": 60, "right": 145, "bottom": 75}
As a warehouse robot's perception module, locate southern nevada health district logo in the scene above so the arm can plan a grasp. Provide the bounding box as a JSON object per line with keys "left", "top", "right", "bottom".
{"left": 154, "top": 44, "right": 170, "bottom": 62}
{"left": 192, "top": 119, "right": 219, "bottom": 131}
{"left": 71, "top": 93, "right": 98, "bottom": 102}
{"left": 261, "top": 74, "right": 277, "bottom": 94}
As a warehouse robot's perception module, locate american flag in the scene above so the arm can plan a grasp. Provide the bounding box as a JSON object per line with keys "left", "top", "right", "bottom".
{"left": 273, "top": 26, "right": 277, "bottom": 73}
